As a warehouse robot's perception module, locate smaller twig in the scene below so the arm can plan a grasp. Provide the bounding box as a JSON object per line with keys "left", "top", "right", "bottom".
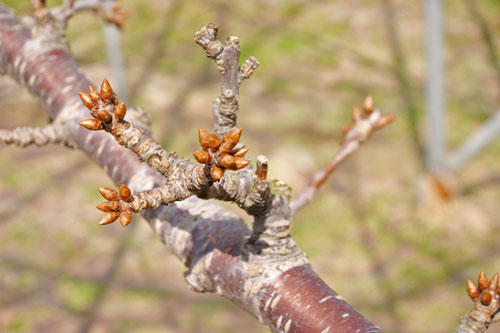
{"left": 290, "top": 96, "right": 395, "bottom": 216}
{"left": 0, "top": 123, "right": 72, "bottom": 148}
{"left": 48, "top": 0, "right": 128, "bottom": 29}
{"left": 194, "top": 23, "right": 259, "bottom": 137}
{"left": 456, "top": 272, "right": 500, "bottom": 333}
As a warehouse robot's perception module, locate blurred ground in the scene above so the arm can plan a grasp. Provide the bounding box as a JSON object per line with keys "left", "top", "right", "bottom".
{"left": 1, "top": 0, "right": 500, "bottom": 332}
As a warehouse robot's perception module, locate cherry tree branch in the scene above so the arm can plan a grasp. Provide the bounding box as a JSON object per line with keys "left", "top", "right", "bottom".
{"left": 290, "top": 96, "right": 395, "bottom": 216}
{"left": 0, "top": 123, "right": 72, "bottom": 147}
{"left": 194, "top": 23, "right": 258, "bottom": 137}
{"left": 0, "top": 4, "right": 380, "bottom": 332}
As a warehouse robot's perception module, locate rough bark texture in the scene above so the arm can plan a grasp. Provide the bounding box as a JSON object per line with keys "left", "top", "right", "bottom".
{"left": 0, "top": 4, "right": 380, "bottom": 332}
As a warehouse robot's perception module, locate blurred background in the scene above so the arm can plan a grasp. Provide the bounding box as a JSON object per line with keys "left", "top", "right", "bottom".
{"left": 1, "top": 0, "right": 500, "bottom": 332}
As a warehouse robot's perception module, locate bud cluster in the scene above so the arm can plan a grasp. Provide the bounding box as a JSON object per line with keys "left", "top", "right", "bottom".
{"left": 193, "top": 127, "right": 249, "bottom": 180}
{"left": 96, "top": 185, "right": 134, "bottom": 227}
{"left": 79, "top": 79, "right": 127, "bottom": 131}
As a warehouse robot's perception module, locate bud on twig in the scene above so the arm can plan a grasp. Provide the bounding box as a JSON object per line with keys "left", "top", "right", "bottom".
{"left": 79, "top": 92, "right": 95, "bottom": 110}
{"left": 115, "top": 102, "right": 126, "bottom": 121}
{"left": 193, "top": 150, "right": 210, "bottom": 164}
{"left": 99, "top": 212, "right": 120, "bottom": 225}
{"left": 119, "top": 184, "right": 132, "bottom": 202}
{"left": 88, "top": 85, "right": 101, "bottom": 101}
{"left": 210, "top": 167, "right": 223, "bottom": 180}
{"left": 120, "top": 210, "right": 132, "bottom": 226}
{"left": 99, "top": 187, "right": 119, "bottom": 201}
{"left": 79, "top": 119, "right": 102, "bottom": 131}
{"left": 100, "top": 79, "right": 113, "bottom": 99}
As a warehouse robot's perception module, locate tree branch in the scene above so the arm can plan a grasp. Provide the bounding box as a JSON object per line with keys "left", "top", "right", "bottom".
{"left": 0, "top": 4, "right": 380, "bottom": 332}
{"left": 290, "top": 96, "right": 395, "bottom": 216}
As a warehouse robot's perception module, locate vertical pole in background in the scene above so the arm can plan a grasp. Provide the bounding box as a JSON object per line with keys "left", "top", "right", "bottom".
{"left": 424, "top": 0, "right": 445, "bottom": 174}
{"left": 102, "top": 0, "right": 128, "bottom": 103}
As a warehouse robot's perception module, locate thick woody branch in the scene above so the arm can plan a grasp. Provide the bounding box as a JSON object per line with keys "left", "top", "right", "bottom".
{"left": 195, "top": 23, "right": 259, "bottom": 137}
{"left": 0, "top": 123, "right": 72, "bottom": 147}
{"left": 290, "top": 96, "right": 395, "bottom": 216}
{"left": 0, "top": 6, "right": 380, "bottom": 332}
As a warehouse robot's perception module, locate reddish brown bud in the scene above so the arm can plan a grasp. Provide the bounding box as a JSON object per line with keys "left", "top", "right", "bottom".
{"left": 119, "top": 184, "right": 132, "bottom": 202}
{"left": 233, "top": 148, "right": 248, "bottom": 157}
{"left": 120, "top": 210, "right": 132, "bottom": 226}
{"left": 220, "top": 154, "right": 235, "bottom": 169}
{"left": 467, "top": 280, "right": 479, "bottom": 300}
{"left": 374, "top": 114, "right": 396, "bottom": 130}
{"left": 193, "top": 150, "right": 210, "bottom": 164}
{"left": 481, "top": 290, "right": 493, "bottom": 306}
{"left": 80, "top": 119, "right": 102, "bottom": 131}
{"left": 79, "top": 91, "right": 95, "bottom": 110}
{"left": 489, "top": 273, "right": 499, "bottom": 291}
{"left": 207, "top": 134, "right": 221, "bottom": 150}
{"left": 100, "top": 79, "right": 113, "bottom": 100}
{"left": 210, "top": 167, "right": 223, "bottom": 180}
{"left": 88, "top": 85, "right": 101, "bottom": 101}
{"left": 115, "top": 102, "right": 126, "bottom": 121}
{"left": 364, "top": 95, "right": 374, "bottom": 114}
{"left": 95, "top": 110, "right": 112, "bottom": 123}
{"left": 219, "top": 140, "right": 235, "bottom": 154}
{"left": 479, "top": 272, "right": 489, "bottom": 291}
{"left": 99, "top": 212, "right": 120, "bottom": 225}
{"left": 225, "top": 128, "right": 242, "bottom": 144}
{"left": 96, "top": 201, "right": 120, "bottom": 212}
{"left": 99, "top": 187, "right": 119, "bottom": 201}
{"left": 352, "top": 106, "right": 362, "bottom": 121}
{"left": 234, "top": 157, "right": 249, "bottom": 170}
{"left": 198, "top": 127, "right": 211, "bottom": 149}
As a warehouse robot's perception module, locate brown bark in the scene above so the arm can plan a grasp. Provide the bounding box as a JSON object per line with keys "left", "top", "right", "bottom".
{"left": 0, "top": 4, "right": 380, "bottom": 332}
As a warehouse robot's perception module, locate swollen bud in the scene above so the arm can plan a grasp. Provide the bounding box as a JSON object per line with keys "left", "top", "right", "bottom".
{"left": 88, "top": 85, "right": 101, "bottom": 101}
{"left": 79, "top": 91, "right": 95, "bottom": 110}
{"left": 120, "top": 210, "right": 132, "bottom": 226}
{"left": 96, "top": 201, "right": 121, "bottom": 212}
{"left": 115, "top": 102, "right": 126, "bottom": 121}
{"left": 99, "top": 212, "right": 120, "bottom": 225}
{"left": 225, "top": 128, "right": 242, "bottom": 144}
{"left": 466, "top": 280, "right": 479, "bottom": 300}
{"left": 95, "top": 110, "right": 112, "bottom": 123}
{"left": 207, "top": 134, "right": 221, "bottom": 150}
{"left": 220, "top": 154, "right": 235, "bottom": 169}
{"left": 481, "top": 290, "right": 493, "bottom": 306}
{"left": 119, "top": 184, "right": 132, "bottom": 202}
{"left": 193, "top": 150, "right": 210, "bottom": 164}
{"left": 100, "top": 79, "right": 114, "bottom": 100}
{"left": 233, "top": 148, "right": 248, "bottom": 157}
{"left": 479, "top": 272, "right": 489, "bottom": 291}
{"left": 99, "top": 187, "right": 119, "bottom": 201}
{"left": 80, "top": 119, "right": 102, "bottom": 131}
{"left": 198, "top": 127, "right": 211, "bottom": 149}
{"left": 234, "top": 157, "right": 249, "bottom": 170}
{"left": 489, "top": 273, "right": 499, "bottom": 291}
{"left": 210, "top": 167, "right": 223, "bottom": 180}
